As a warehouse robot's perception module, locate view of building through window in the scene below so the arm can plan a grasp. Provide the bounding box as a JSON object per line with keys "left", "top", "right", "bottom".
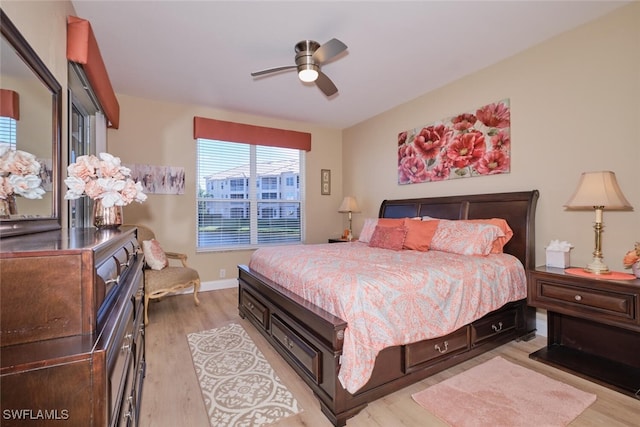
{"left": 196, "top": 139, "right": 304, "bottom": 250}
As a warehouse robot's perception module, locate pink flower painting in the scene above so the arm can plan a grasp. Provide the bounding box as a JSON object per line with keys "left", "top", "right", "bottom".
{"left": 398, "top": 99, "right": 511, "bottom": 185}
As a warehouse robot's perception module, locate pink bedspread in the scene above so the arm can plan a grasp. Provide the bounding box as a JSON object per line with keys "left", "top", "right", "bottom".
{"left": 248, "top": 242, "right": 526, "bottom": 394}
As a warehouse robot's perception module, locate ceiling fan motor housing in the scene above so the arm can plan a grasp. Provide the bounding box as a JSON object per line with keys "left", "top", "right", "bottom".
{"left": 295, "top": 40, "right": 320, "bottom": 80}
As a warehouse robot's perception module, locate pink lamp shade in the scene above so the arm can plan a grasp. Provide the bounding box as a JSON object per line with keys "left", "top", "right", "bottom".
{"left": 564, "top": 171, "right": 632, "bottom": 211}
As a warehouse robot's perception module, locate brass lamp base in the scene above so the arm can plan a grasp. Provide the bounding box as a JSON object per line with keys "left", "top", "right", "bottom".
{"left": 584, "top": 257, "right": 610, "bottom": 274}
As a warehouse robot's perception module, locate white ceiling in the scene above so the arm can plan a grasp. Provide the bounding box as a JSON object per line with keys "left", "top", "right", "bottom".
{"left": 70, "top": 1, "right": 629, "bottom": 129}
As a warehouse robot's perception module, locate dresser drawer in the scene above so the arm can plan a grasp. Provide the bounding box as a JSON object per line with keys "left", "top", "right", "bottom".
{"left": 404, "top": 327, "right": 469, "bottom": 372}
{"left": 271, "top": 315, "right": 322, "bottom": 383}
{"left": 240, "top": 289, "right": 269, "bottom": 330}
{"left": 471, "top": 308, "right": 517, "bottom": 345}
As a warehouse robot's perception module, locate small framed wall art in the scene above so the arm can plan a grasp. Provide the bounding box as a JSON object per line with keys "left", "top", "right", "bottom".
{"left": 321, "top": 169, "right": 331, "bottom": 195}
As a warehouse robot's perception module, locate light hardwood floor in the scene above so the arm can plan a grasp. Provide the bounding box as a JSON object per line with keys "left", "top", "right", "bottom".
{"left": 139, "top": 289, "right": 640, "bottom": 427}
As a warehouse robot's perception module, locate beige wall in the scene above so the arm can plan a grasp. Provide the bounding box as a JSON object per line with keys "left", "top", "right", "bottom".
{"left": 5, "top": 0, "right": 638, "bottom": 284}
{"left": 108, "top": 95, "right": 343, "bottom": 282}
{"left": 343, "top": 2, "right": 639, "bottom": 272}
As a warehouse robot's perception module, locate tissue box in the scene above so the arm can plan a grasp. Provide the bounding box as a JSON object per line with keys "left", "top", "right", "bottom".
{"left": 546, "top": 249, "right": 570, "bottom": 268}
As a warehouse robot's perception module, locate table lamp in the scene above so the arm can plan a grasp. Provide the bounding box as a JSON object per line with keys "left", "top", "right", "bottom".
{"left": 564, "top": 171, "right": 633, "bottom": 274}
{"left": 338, "top": 196, "right": 360, "bottom": 240}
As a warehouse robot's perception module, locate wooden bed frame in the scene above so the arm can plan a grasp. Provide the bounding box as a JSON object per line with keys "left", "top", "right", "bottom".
{"left": 238, "top": 190, "right": 539, "bottom": 426}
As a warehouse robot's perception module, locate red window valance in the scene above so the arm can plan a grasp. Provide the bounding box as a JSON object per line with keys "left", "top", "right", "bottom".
{"left": 0, "top": 89, "right": 19, "bottom": 120}
{"left": 193, "top": 116, "right": 311, "bottom": 151}
{"left": 67, "top": 16, "right": 120, "bottom": 129}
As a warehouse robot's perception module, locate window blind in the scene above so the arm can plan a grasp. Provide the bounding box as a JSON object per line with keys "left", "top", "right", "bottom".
{"left": 197, "top": 138, "right": 304, "bottom": 250}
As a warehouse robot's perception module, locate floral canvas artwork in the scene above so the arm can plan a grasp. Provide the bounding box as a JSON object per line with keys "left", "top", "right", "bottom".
{"left": 398, "top": 99, "right": 511, "bottom": 185}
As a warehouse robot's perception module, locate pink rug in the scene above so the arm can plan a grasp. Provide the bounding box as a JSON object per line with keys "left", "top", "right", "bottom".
{"left": 412, "top": 356, "right": 596, "bottom": 427}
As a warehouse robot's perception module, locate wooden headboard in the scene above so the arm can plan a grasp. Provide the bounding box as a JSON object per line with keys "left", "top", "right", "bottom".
{"left": 379, "top": 190, "right": 539, "bottom": 269}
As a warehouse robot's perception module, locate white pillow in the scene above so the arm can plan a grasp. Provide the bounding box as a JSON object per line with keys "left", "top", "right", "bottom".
{"left": 358, "top": 218, "right": 378, "bottom": 243}
{"left": 142, "top": 239, "right": 168, "bottom": 270}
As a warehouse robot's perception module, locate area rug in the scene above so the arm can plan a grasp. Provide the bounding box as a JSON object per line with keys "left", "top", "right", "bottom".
{"left": 412, "top": 356, "right": 596, "bottom": 427}
{"left": 187, "top": 323, "right": 301, "bottom": 426}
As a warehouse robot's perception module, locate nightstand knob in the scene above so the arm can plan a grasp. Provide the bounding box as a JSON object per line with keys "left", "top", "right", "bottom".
{"left": 574, "top": 295, "right": 582, "bottom": 301}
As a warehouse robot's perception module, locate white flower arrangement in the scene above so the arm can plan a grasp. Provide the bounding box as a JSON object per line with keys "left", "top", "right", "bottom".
{"left": 64, "top": 152, "right": 147, "bottom": 207}
{"left": 0, "top": 143, "right": 45, "bottom": 200}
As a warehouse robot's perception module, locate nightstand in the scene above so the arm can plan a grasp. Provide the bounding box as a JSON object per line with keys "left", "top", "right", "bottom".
{"left": 328, "top": 237, "right": 357, "bottom": 243}
{"left": 528, "top": 266, "right": 640, "bottom": 399}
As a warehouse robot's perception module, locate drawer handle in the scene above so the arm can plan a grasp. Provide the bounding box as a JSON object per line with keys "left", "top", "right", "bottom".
{"left": 492, "top": 322, "right": 503, "bottom": 332}
{"left": 122, "top": 333, "right": 133, "bottom": 352}
{"left": 105, "top": 275, "right": 120, "bottom": 286}
{"left": 434, "top": 341, "right": 449, "bottom": 354}
{"left": 283, "top": 336, "right": 295, "bottom": 350}
{"left": 574, "top": 295, "right": 583, "bottom": 301}
{"left": 247, "top": 302, "right": 255, "bottom": 310}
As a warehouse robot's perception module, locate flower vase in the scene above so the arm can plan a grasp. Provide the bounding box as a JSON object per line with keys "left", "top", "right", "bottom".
{"left": 93, "top": 199, "right": 123, "bottom": 229}
{"left": 632, "top": 262, "right": 640, "bottom": 279}
{"left": 0, "top": 194, "right": 17, "bottom": 218}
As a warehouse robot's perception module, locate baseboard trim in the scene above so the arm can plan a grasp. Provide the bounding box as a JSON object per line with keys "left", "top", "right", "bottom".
{"left": 200, "top": 279, "right": 237, "bottom": 292}
{"left": 175, "top": 278, "right": 236, "bottom": 295}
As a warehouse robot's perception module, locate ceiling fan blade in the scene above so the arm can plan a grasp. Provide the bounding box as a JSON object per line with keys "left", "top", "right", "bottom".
{"left": 316, "top": 71, "right": 338, "bottom": 97}
{"left": 251, "top": 65, "right": 296, "bottom": 77}
{"left": 312, "top": 38, "right": 347, "bottom": 64}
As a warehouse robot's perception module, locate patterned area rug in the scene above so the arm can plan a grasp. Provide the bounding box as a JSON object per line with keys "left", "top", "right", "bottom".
{"left": 187, "top": 323, "right": 301, "bottom": 426}
{"left": 412, "top": 356, "right": 596, "bottom": 427}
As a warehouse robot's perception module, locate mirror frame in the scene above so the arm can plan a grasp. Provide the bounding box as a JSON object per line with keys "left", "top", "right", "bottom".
{"left": 0, "top": 9, "right": 62, "bottom": 237}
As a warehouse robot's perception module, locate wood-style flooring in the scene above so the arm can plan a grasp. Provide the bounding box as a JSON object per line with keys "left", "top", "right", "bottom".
{"left": 139, "top": 289, "right": 640, "bottom": 427}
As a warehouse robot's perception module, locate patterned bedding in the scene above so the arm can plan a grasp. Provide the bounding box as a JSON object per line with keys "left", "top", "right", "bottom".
{"left": 248, "top": 242, "right": 527, "bottom": 394}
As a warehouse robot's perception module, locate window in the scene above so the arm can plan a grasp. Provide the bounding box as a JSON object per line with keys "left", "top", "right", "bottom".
{"left": 197, "top": 139, "right": 304, "bottom": 250}
{"left": 0, "top": 117, "right": 17, "bottom": 147}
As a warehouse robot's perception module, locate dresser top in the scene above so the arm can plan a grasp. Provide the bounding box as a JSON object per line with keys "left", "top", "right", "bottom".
{"left": 0, "top": 226, "right": 137, "bottom": 255}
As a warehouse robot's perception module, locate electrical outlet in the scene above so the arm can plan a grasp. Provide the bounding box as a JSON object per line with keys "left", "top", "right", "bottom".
{"left": 219, "top": 269, "right": 226, "bottom": 278}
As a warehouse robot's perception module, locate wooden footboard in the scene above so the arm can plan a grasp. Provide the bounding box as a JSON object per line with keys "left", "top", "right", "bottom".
{"left": 238, "top": 190, "right": 539, "bottom": 426}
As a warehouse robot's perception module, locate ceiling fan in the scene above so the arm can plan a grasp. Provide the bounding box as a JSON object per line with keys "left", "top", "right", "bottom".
{"left": 251, "top": 38, "right": 347, "bottom": 97}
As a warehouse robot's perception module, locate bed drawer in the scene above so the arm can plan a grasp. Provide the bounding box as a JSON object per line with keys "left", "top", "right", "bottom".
{"left": 271, "top": 315, "right": 322, "bottom": 383}
{"left": 240, "top": 289, "right": 269, "bottom": 330}
{"left": 471, "top": 307, "right": 517, "bottom": 345}
{"left": 404, "top": 327, "right": 469, "bottom": 372}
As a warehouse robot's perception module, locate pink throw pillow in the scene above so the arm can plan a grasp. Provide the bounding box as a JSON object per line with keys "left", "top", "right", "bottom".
{"left": 142, "top": 239, "right": 169, "bottom": 270}
{"left": 368, "top": 226, "right": 406, "bottom": 251}
{"left": 403, "top": 218, "right": 440, "bottom": 251}
{"left": 430, "top": 220, "right": 504, "bottom": 256}
{"left": 464, "top": 218, "right": 513, "bottom": 253}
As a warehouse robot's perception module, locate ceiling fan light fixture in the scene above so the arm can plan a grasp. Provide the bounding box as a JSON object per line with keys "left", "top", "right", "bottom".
{"left": 298, "top": 65, "right": 318, "bottom": 82}
{"left": 251, "top": 38, "right": 346, "bottom": 96}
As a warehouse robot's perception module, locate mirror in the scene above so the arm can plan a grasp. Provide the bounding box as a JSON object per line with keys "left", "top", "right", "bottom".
{"left": 0, "top": 9, "right": 62, "bottom": 237}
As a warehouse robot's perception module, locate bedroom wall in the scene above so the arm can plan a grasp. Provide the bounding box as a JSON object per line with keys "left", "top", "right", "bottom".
{"left": 342, "top": 3, "right": 639, "bottom": 277}
{"left": 107, "top": 94, "right": 343, "bottom": 286}
{"left": 5, "top": 1, "right": 637, "bottom": 292}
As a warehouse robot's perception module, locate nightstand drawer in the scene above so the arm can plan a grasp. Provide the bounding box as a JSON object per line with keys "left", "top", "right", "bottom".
{"left": 539, "top": 282, "right": 633, "bottom": 316}
{"left": 529, "top": 269, "right": 639, "bottom": 329}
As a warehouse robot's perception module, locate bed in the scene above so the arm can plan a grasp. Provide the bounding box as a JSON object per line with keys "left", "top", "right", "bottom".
{"left": 238, "top": 190, "right": 539, "bottom": 426}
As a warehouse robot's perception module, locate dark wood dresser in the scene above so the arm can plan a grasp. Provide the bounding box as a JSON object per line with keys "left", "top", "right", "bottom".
{"left": 0, "top": 227, "right": 146, "bottom": 426}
